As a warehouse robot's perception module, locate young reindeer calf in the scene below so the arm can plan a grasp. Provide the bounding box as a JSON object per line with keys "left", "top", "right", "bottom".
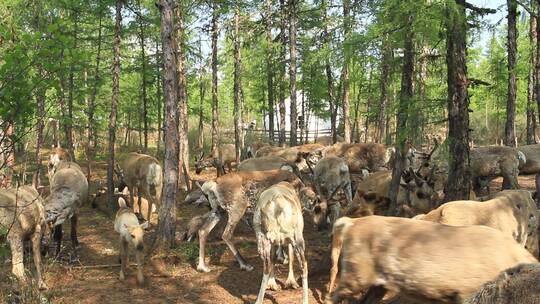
{"left": 253, "top": 182, "right": 308, "bottom": 304}
{"left": 114, "top": 197, "right": 148, "bottom": 285}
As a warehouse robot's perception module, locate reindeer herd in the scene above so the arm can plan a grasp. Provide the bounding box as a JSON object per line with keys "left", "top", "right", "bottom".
{"left": 2, "top": 139, "right": 540, "bottom": 303}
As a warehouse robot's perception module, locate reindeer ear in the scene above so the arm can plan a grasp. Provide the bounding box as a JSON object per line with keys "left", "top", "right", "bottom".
{"left": 140, "top": 221, "right": 149, "bottom": 230}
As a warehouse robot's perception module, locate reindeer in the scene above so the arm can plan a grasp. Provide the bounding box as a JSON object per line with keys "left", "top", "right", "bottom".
{"left": 310, "top": 156, "right": 352, "bottom": 230}
{"left": 194, "top": 144, "right": 236, "bottom": 176}
{"left": 253, "top": 182, "right": 308, "bottom": 304}
{"left": 115, "top": 152, "right": 163, "bottom": 222}
{"left": 114, "top": 197, "right": 147, "bottom": 285}
{"left": 196, "top": 169, "right": 316, "bottom": 272}
{"left": 44, "top": 160, "right": 88, "bottom": 260}
{"left": 0, "top": 183, "right": 48, "bottom": 290}
{"left": 47, "top": 146, "right": 72, "bottom": 179}
{"left": 328, "top": 216, "right": 537, "bottom": 303}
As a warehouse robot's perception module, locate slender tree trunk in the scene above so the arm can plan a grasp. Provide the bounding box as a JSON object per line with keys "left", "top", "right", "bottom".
{"left": 156, "top": 40, "right": 163, "bottom": 154}
{"left": 536, "top": 0, "right": 540, "bottom": 132}
{"left": 289, "top": 0, "right": 298, "bottom": 146}
{"left": 527, "top": 1, "right": 537, "bottom": 144}
{"left": 1, "top": 121, "right": 14, "bottom": 188}
{"left": 198, "top": 39, "right": 205, "bottom": 151}
{"left": 176, "top": 4, "right": 189, "bottom": 186}
{"left": 376, "top": 36, "right": 391, "bottom": 143}
{"left": 36, "top": 89, "right": 45, "bottom": 186}
{"left": 138, "top": 5, "right": 149, "bottom": 152}
{"left": 342, "top": 0, "right": 352, "bottom": 143}
{"left": 154, "top": 0, "right": 179, "bottom": 250}
{"left": 108, "top": 0, "right": 122, "bottom": 211}
{"left": 322, "top": 0, "right": 336, "bottom": 143}
{"left": 233, "top": 2, "right": 243, "bottom": 163}
{"left": 87, "top": 8, "right": 103, "bottom": 183}
{"left": 505, "top": 0, "right": 518, "bottom": 147}
{"left": 66, "top": 9, "right": 77, "bottom": 160}
{"left": 278, "top": 0, "right": 287, "bottom": 146}
{"left": 265, "top": 0, "right": 275, "bottom": 142}
{"left": 211, "top": 2, "right": 219, "bottom": 153}
{"left": 388, "top": 14, "right": 414, "bottom": 214}
{"left": 445, "top": 0, "right": 471, "bottom": 201}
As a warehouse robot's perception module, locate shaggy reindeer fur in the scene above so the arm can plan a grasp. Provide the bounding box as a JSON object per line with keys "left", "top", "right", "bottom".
{"left": 196, "top": 169, "right": 313, "bottom": 272}
{"left": 237, "top": 156, "right": 297, "bottom": 172}
{"left": 321, "top": 142, "right": 392, "bottom": 173}
{"left": 464, "top": 263, "right": 540, "bottom": 304}
{"left": 114, "top": 197, "right": 147, "bottom": 285}
{"left": 255, "top": 144, "right": 325, "bottom": 172}
{"left": 117, "top": 152, "right": 163, "bottom": 222}
{"left": 0, "top": 185, "right": 48, "bottom": 289}
{"left": 194, "top": 144, "right": 236, "bottom": 176}
{"left": 470, "top": 146, "right": 525, "bottom": 195}
{"left": 328, "top": 216, "right": 537, "bottom": 304}
{"left": 45, "top": 161, "right": 88, "bottom": 259}
{"left": 416, "top": 190, "right": 539, "bottom": 257}
{"left": 517, "top": 144, "right": 540, "bottom": 174}
{"left": 253, "top": 182, "right": 308, "bottom": 304}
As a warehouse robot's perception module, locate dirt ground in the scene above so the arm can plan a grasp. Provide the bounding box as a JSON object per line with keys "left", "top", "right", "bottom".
{"left": 1, "top": 157, "right": 537, "bottom": 304}
{"left": 1, "top": 162, "right": 333, "bottom": 304}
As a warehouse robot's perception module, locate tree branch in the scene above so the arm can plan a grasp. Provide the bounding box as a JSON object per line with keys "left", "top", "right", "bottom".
{"left": 515, "top": 0, "right": 537, "bottom": 17}
{"left": 464, "top": 1, "right": 497, "bottom": 16}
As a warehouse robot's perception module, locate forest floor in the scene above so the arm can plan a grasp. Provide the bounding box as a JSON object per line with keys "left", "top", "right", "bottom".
{"left": 0, "top": 157, "right": 333, "bottom": 304}
{"left": 0, "top": 155, "right": 537, "bottom": 304}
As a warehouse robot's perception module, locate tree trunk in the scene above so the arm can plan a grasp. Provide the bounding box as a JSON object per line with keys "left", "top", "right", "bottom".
{"left": 198, "top": 39, "right": 205, "bottom": 151}
{"left": 87, "top": 7, "right": 103, "bottom": 183}
{"left": 211, "top": 2, "right": 219, "bottom": 153}
{"left": 265, "top": 0, "right": 275, "bottom": 142}
{"left": 342, "top": 0, "right": 352, "bottom": 143}
{"left": 388, "top": 14, "right": 414, "bottom": 214}
{"left": 445, "top": 0, "right": 471, "bottom": 201}
{"left": 376, "top": 35, "right": 391, "bottom": 143}
{"left": 289, "top": 0, "right": 298, "bottom": 146}
{"left": 234, "top": 2, "right": 243, "bottom": 163}
{"left": 66, "top": 9, "right": 77, "bottom": 160}
{"left": 107, "top": 0, "right": 122, "bottom": 211}
{"left": 154, "top": 0, "right": 179, "bottom": 250}
{"left": 35, "top": 86, "right": 45, "bottom": 186}
{"left": 138, "top": 3, "right": 149, "bottom": 152}
{"left": 505, "top": 0, "right": 518, "bottom": 147}
{"left": 176, "top": 4, "right": 189, "bottom": 187}
{"left": 536, "top": 0, "right": 540, "bottom": 132}
{"left": 323, "top": 0, "right": 336, "bottom": 143}
{"left": 156, "top": 40, "right": 163, "bottom": 154}
{"left": 1, "top": 121, "right": 14, "bottom": 188}
{"left": 278, "top": 0, "right": 287, "bottom": 146}
{"left": 527, "top": 1, "right": 537, "bottom": 144}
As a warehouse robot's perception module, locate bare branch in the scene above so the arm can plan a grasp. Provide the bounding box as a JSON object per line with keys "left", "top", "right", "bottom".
{"left": 464, "top": 1, "right": 497, "bottom": 16}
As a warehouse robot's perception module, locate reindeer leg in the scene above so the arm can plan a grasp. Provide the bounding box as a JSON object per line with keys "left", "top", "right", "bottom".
{"left": 293, "top": 240, "right": 309, "bottom": 304}
{"left": 119, "top": 238, "right": 127, "bottom": 281}
{"left": 285, "top": 243, "right": 300, "bottom": 289}
{"left": 135, "top": 248, "right": 144, "bottom": 285}
{"left": 255, "top": 240, "right": 272, "bottom": 304}
{"left": 358, "top": 286, "right": 387, "bottom": 304}
{"left": 70, "top": 214, "right": 80, "bottom": 263}
{"left": 197, "top": 212, "right": 221, "bottom": 272}
{"left": 31, "top": 228, "right": 47, "bottom": 290}
{"left": 8, "top": 235, "right": 25, "bottom": 283}
{"left": 54, "top": 225, "right": 63, "bottom": 257}
{"left": 222, "top": 210, "right": 253, "bottom": 271}
{"left": 267, "top": 246, "right": 280, "bottom": 291}
{"left": 138, "top": 187, "right": 144, "bottom": 220}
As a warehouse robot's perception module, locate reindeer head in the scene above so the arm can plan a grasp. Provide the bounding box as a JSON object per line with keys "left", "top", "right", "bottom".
{"left": 124, "top": 222, "right": 148, "bottom": 251}
{"left": 194, "top": 152, "right": 214, "bottom": 174}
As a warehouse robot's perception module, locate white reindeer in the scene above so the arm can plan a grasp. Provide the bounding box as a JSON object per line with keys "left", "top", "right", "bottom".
{"left": 253, "top": 182, "right": 308, "bottom": 304}
{"left": 114, "top": 197, "right": 147, "bottom": 285}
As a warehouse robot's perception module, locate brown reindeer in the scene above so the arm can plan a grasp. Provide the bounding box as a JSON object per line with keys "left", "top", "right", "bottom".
{"left": 115, "top": 152, "right": 163, "bottom": 222}
{"left": 194, "top": 144, "right": 236, "bottom": 176}
{"left": 196, "top": 169, "right": 316, "bottom": 272}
